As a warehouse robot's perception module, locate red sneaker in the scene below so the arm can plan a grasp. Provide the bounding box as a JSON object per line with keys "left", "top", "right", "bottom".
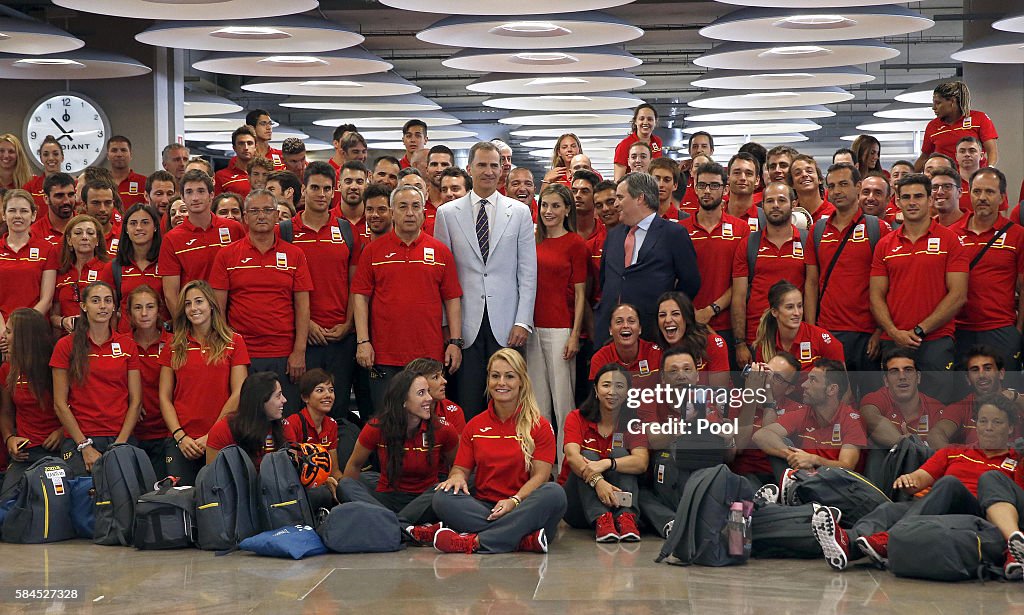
{"left": 595, "top": 512, "right": 619, "bottom": 543}
{"left": 517, "top": 529, "right": 548, "bottom": 553}
{"left": 857, "top": 531, "right": 889, "bottom": 568}
{"left": 406, "top": 522, "right": 444, "bottom": 545}
{"left": 811, "top": 505, "right": 850, "bottom": 571}
{"left": 616, "top": 512, "right": 641, "bottom": 542}
{"left": 433, "top": 528, "right": 478, "bottom": 554}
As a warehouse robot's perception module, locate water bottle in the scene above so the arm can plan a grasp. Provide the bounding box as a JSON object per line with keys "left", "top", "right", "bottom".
{"left": 727, "top": 501, "right": 745, "bottom": 556}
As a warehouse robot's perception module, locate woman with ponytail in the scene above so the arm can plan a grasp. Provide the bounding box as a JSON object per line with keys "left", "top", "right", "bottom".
{"left": 753, "top": 280, "right": 844, "bottom": 372}
{"left": 50, "top": 281, "right": 141, "bottom": 474}
{"left": 916, "top": 80, "right": 998, "bottom": 170}
{"left": 432, "top": 348, "right": 567, "bottom": 554}
{"left": 339, "top": 368, "right": 458, "bottom": 534}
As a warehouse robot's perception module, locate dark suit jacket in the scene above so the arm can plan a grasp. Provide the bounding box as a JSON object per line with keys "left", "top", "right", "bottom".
{"left": 595, "top": 214, "right": 700, "bottom": 347}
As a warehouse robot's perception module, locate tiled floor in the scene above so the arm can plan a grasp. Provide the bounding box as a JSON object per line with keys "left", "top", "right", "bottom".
{"left": 2, "top": 526, "right": 1024, "bottom": 614}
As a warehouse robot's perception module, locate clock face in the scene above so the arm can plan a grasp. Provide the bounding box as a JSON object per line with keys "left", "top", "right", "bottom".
{"left": 24, "top": 93, "right": 110, "bottom": 175}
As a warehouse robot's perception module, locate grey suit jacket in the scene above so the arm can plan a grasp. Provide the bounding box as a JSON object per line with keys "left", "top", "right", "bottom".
{"left": 434, "top": 192, "right": 538, "bottom": 347}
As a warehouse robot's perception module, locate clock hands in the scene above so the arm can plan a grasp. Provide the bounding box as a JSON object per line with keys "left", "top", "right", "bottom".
{"left": 50, "top": 117, "right": 75, "bottom": 143}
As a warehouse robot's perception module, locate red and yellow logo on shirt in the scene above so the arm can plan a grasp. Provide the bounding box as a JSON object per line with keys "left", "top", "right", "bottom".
{"left": 927, "top": 237, "right": 941, "bottom": 254}
{"left": 423, "top": 247, "right": 435, "bottom": 264}
{"left": 275, "top": 252, "right": 288, "bottom": 270}
{"left": 219, "top": 227, "right": 232, "bottom": 245}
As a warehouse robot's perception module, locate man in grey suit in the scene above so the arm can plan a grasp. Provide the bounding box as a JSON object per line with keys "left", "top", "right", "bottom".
{"left": 434, "top": 142, "right": 538, "bottom": 418}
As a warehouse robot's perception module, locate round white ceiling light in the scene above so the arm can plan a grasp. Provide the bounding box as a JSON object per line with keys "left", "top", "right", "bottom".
{"left": 136, "top": 16, "right": 364, "bottom": 53}
{"left": 242, "top": 73, "right": 419, "bottom": 97}
{"left": 0, "top": 49, "right": 149, "bottom": 79}
{"left": 184, "top": 92, "right": 242, "bottom": 117}
{"left": 695, "top": 39, "right": 899, "bottom": 70}
{"left": 0, "top": 14, "right": 84, "bottom": 55}
{"left": 685, "top": 106, "right": 835, "bottom": 122}
{"left": 688, "top": 87, "right": 853, "bottom": 109}
{"left": 700, "top": 6, "right": 932, "bottom": 43}
{"left": 378, "top": 0, "right": 637, "bottom": 15}
{"left": 483, "top": 91, "right": 643, "bottom": 111}
{"left": 444, "top": 46, "right": 640, "bottom": 73}
{"left": 468, "top": 71, "right": 645, "bottom": 95}
{"left": 418, "top": 13, "right": 642, "bottom": 49}
{"left": 53, "top": 0, "right": 317, "bottom": 20}
{"left": 498, "top": 109, "right": 634, "bottom": 126}
{"left": 193, "top": 48, "right": 391, "bottom": 77}
{"left": 691, "top": 66, "right": 873, "bottom": 90}
{"left": 280, "top": 94, "right": 441, "bottom": 112}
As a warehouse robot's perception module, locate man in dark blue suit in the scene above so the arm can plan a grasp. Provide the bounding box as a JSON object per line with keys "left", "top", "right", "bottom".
{"left": 595, "top": 172, "right": 701, "bottom": 347}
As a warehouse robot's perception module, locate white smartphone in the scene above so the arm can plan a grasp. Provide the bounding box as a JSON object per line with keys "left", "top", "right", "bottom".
{"left": 613, "top": 491, "right": 633, "bottom": 508}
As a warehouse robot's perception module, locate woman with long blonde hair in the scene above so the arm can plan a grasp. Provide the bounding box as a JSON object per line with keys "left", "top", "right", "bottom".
{"left": 432, "top": 348, "right": 567, "bottom": 554}
{"left": 158, "top": 279, "right": 249, "bottom": 485}
{"left": 542, "top": 133, "right": 582, "bottom": 187}
{"left": 0, "top": 134, "right": 32, "bottom": 191}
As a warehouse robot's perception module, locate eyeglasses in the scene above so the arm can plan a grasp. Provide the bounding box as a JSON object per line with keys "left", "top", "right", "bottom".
{"left": 772, "top": 373, "right": 797, "bottom": 387}
{"left": 247, "top": 207, "right": 278, "bottom": 217}
{"left": 696, "top": 182, "right": 724, "bottom": 192}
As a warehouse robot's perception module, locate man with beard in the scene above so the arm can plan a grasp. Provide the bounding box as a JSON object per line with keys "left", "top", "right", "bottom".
{"left": 440, "top": 167, "right": 471, "bottom": 204}
{"left": 32, "top": 172, "right": 77, "bottom": 246}
{"left": 507, "top": 167, "right": 537, "bottom": 222}
{"left": 362, "top": 183, "right": 393, "bottom": 242}
{"left": 732, "top": 180, "right": 807, "bottom": 367}
{"left": 329, "top": 161, "right": 371, "bottom": 243}
{"left": 859, "top": 348, "right": 950, "bottom": 449}
{"left": 649, "top": 157, "right": 682, "bottom": 222}
{"left": 81, "top": 179, "right": 121, "bottom": 256}
{"left": 790, "top": 155, "right": 835, "bottom": 222}
{"left": 145, "top": 170, "right": 176, "bottom": 218}
{"left": 806, "top": 163, "right": 889, "bottom": 396}
{"left": 726, "top": 153, "right": 763, "bottom": 232}
{"left": 424, "top": 146, "right": 455, "bottom": 232}
{"left": 931, "top": 345, "right": 1023, "bottom": 446}
{"left": 931, "top": 167, "right": 964, "bottom": 228}
{"left": 870, "top": 173, "right": 968, "bottom": 403}
{"left": 683, "top": 162, "right": 749, "bottom": 360}
{"left": 372, "top": 156, "right": 401, "bottom": 192}
{"left": 859, "top": 172, "right": 895, "bottom": 225}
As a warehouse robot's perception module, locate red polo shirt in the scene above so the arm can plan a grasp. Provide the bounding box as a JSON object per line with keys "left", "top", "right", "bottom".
{"left": 117, "top": 171, "right": 149, "bottom": 209}
{"left": 807, "top": 213, "right": 891, "bottom": 333}
{"left": 683, "top": 212, "right": 750, "bottom": 331}
{"left": 944, "top": 392, "right": 1011, "bottom": 447}
{"left": 697, "top": 333, "right": 731, "bottom": 383}
{"left": 214, "top": 164, "right": 250, "bottom": 199}
{"left": 613, "top": 134, "right": 663, "bottom": 166}
{"left": 922, "top": 111, "right": 998, "bottom": 162}
{"left": 733, "top": 227, "right": 808, "bottom": 341}
{"left": 207, "top": 416, "right": 285, "bottom": 468}
{"left": 801, "top": 199, "right": 835, "bottom": 222}
{"left": 99, "top": 259, "right": 166, "bottom": 333}
{"left": 284, "top": 408, "right": 339, "bottom": 449}
{"left": 951, "top": 217, "right": 1024, "bottom": 331}
{"left": 534, "top": 233, "right": 588, "bottom": 329}
{"left": 328, "top": 207, "right": 372, "bottom": 245}
{"left": 54, "top": 258, "right": 105, "bottom": 321}
{"left": 775, "top": 403, "right": 867, "bottom": 462}
{"left": 399, "top": 155, "right": 410, "bottom": 169}
{"left": 454, "top": 403, "right": 557, "bottom": 502}
{"left": 860, "top": 387, "right": 946, "bottom": 439}
{"left": 557, "top": 408, "right": 648, "bottom": 484}
{"left": 585, "top": 224, "right": 609, "bottom": 302}
{"left": 659, "top": 203, "right": 685, "bottom": 224}
{"left": 919, "top": 445, "right": 1016, "bottom": 496}
{"left": 22, "top": 175, "right": 48, "bottom": 220}
{"left": 30, "top": 216, "right": 64, "bottom": 248}
{"left": 435, "top": 398, "right": 466, "bottom": 435}
{"left": 159, "top": 214, "right": 245, "bottom": 285}
{"left": 589, "top": 339, "right": 663, "bottom": 380}
{"left": 209, "top": 235, "right": 314, "bottom": 358}
{"left": 290, "top": 213, "right": 358, "bottom": 329}
{"left": 731, "top": 398, "right": 807, "bottom": 476}
{"left": 0, "top": 363, "right": 58, "bottom": 448}
{"left": 754, "top": 322, "right": 845, "bottom": 371}
{"left": 870, "top": 220, "right": 969, "bottom": 341}
{"left": 351, "top": 230, "right": 461, "bottom": 366}
{"left": 680, "top": 177, "right": 699, "bottom": 216}
{"left": 157, "top": 332, "right": 250, "bottom": 437}
{"left": 134, "top": 331, "right": 172, "bottom": 441}
{"left": 50, "top": 331, "right": 140, "bottom": 437}
{"left": 0, "top": 234, "right": 58, "bottom": 318}
{"left": 358, "top": 417, "right": 458, "bottom": 493}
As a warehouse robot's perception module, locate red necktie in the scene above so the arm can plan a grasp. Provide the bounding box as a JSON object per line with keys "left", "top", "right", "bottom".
{"left": 624, "top": 225, "right": 637, "bottom": 268}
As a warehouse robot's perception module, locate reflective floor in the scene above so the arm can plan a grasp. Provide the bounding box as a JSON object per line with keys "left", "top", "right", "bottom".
{"left": 3, "top": 526, "right": 1024, "bottom": 614}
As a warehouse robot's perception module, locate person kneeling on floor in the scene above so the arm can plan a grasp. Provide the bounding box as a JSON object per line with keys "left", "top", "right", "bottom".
{"left": 560, "top": 363, "right": 649, "bottom": 543}
{"left": 813, "top": 393, "right": 1020, "bottom": 574}
{"left": 431, "top": 348, "right": 567, "bottom": 554}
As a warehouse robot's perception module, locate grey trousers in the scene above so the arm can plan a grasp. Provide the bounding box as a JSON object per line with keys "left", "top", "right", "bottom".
{"left": 337, "top": 475, "right": 438, "bottom": 526}
{"left": 432, "top": 482, "right": 567, "bottom": 553}
{"left": 563, "top": 448, "right": 639, "bottom": 528}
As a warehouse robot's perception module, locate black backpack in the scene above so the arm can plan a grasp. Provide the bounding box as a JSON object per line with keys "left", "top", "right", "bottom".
{"left": 1, "top": 457, "right": 77, "bottom": 543}
{"left": 260, "top": 449, "right": 315, "bottom": 530}
{"left": 791, "top": 466, "right": 890, "bottom": 528}
{"left": 194, "top": 445, "right": 263, "bottom": 551}
{"left": 889, "top": 515, "right": 1006, "bottom": 582}
{"left": 92, "top": 444, "right": 158, "bottom": 546}
{"left": 318, "top": 502, "right": 403, "bottom": 553}
{"left": 133, "top": 478, "right": 196, "bottom": 550}
{"left": 879, "top": 436, "right": 933, "bottom": 501}
{"left": 655, "top": 464, "right": 754, "bottom": 567}
{"left": 750, "top": 503, "right": 823, "bottom": 559}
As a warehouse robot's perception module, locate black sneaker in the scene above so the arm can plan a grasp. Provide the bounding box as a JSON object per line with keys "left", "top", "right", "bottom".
{"left": 754, "top": 483, "right": 779, "bottom": 507}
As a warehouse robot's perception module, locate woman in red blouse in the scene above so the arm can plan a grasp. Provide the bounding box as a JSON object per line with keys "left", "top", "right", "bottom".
{"left": 0, "top": 309, "right": 60, "bottom": 494}
{"left": 22, "top": 135, "right": 63, "bottom": 214}
{"left": 0, "top": 133, "right": 32, "bottom": 192}
{"left": 51, "top": 281, "right": 141, "bottom": 474}
{"left": 656, "top": 291, "right": 730, "bottom": 388}
{"left": 561, "top": 364, "right": 649, "bottom": 542}
{"left": 0, "top": 189, "right": 57, "bottom": 319}
{"left": 205, "top": 371, "right": 287, "bottom": 467}
{"left": 406, "top": 357, "right": 465, "bottom": 434}
{"left": 754, "top": 280, "right": 845, "bottom": 372}
{"left": 341, "top": 368, "right": 458, "bottom": 533}
{"left": 100, "top": 204, "right": 165, "bottom": 333}
{"left": 613, "top": 104, "right": 662, "bottom": 181}
{"left": 50, "top": 214, "right": 108, "bottom": 336}
{"left": 432, "top": 348, "right": 567, "bottom": 554}
{"left": 160, "top": 280, "right": 249, "bottom": 485}
{"left": 542, "top": 133, "right": 581, "bottom": 187}
{"left": 527, "top": 183, "right": 588, "bottom": 467}
{"left": 128, "top": 285, "right": 172, "bottom": 477}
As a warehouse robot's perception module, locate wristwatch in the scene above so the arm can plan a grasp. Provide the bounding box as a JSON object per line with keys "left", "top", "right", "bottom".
{"left": 76, "top": 437, "right": 94, "bottom": 452}
{"left": 913, "top": 325, "right": 926, "bottom": 338}
{"left": 448, "top": 338, "right": 465, "bottom": 349}
{"left": 710, "top": 303, "right": 722, "bottom": 316}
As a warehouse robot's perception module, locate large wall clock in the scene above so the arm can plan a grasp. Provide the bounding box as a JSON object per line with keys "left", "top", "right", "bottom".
{"left": 23, "top": 92, "right": 111, "bottom": 174}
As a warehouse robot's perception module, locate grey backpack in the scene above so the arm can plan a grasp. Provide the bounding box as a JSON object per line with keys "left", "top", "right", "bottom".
{"left": 92, "top": 444, "right": 157, "bottom": 546}
{"left": 260, "top": 449, "right": 315, "bottom": 530}
{"left": 889, "top": 515, "right": 1006, "bottom": 581}
{"left": 1, "top": 456, "right": 77, "bottom": 543}
{"left": 194, "top": 445, "right": 263, "bottom": 551}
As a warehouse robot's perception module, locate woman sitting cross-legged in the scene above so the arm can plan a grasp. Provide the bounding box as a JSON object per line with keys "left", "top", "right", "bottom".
{"left": 560, "top": 363, "right": 649, "bottom": 542}
{"left": 338, "top": 368, "right": 458, "bottom": 539}
{"left": 432, "top": 348, "right": 568, "bottom": 553}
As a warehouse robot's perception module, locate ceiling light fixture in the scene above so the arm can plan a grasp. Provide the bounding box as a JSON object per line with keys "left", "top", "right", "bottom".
{"left": 258, "top": 55, "right": 327, "bottom": 65}
{"left": 211, "top": 26, "right": 291, "bottom": 39}
{"left": 778, "top": 15, "right": 849, "bottom": 26}
{"left": 515, "top": 52, "right": 577, "bottom": 63}
{"left": 14, "top": 58, "right": 84, "bottom": 67}
{"left": 496, "top": 21, "right": 567, "bottom": 33}
{"left": 299, "top": 80, "right": 362, "bottom": 87}
{"left": 762, "top": 45, "right": 830, "bottom": 56}
{"left": 526, "top": 76, "right": 586, "bottom": 86}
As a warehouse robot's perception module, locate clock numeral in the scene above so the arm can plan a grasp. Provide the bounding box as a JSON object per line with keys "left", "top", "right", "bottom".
{"left": 97, "top": 131, "right": 103, "bottom": 138}
{"left": 34, "top": 115, "right": 41, "bottom": 122}
{"left": 94, "top": 147, "right": 99, "bottom": 153}
{"left": 30, "top": 131, "right": 36, "bottom": 140}
{"left": 64, "top": 163, "right": 72, "bottom": 171}
{"left": 94, "top": 114, "right": 98, "bottom": 120}
{"left": 45, "top": 103, "right": 51, "bottom": 109}
{"left": 61, "top": 97, "right": 70, "bottom": 107}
